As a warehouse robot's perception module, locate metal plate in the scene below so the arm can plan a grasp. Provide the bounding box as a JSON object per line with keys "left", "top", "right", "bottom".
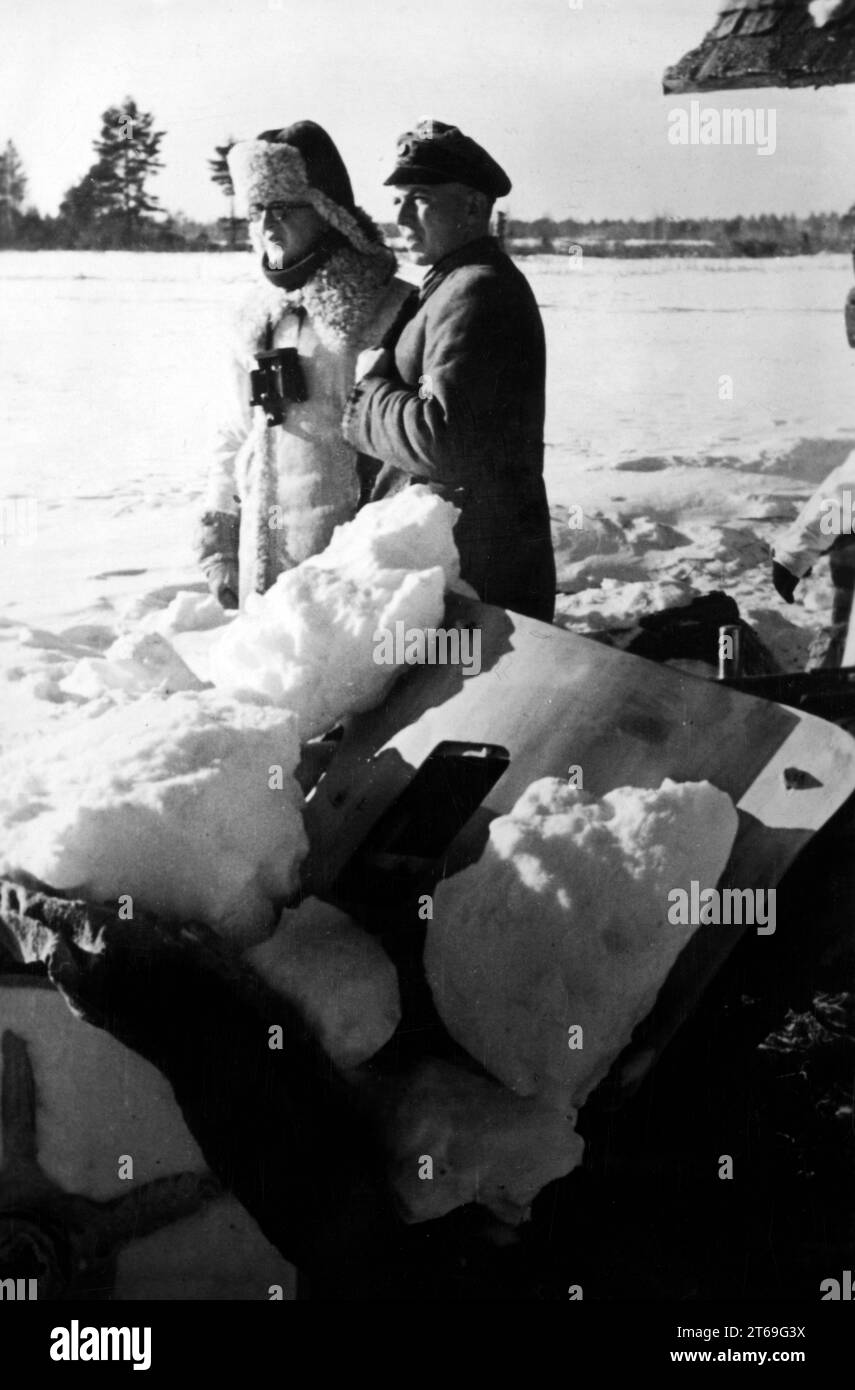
{"left": 302, "top": 595, "right": 855, "bottom": 1089}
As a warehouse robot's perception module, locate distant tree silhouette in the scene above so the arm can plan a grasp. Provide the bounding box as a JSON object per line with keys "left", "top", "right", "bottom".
{"left": 0, "top": 140, "right": 27, "bottom": 244}
{"left": 209, "top": 140, "right": 240, "bottom": 249}
{"left": 59, "top": 98, "right": 165, "bottom": 248}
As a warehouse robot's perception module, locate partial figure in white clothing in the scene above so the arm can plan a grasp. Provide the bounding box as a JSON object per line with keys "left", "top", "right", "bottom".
{"left": 198, "top": 120, "right": 414, "bottom": 608}
{"left": 772, "top": 448, "right": 855, "bottom": 669}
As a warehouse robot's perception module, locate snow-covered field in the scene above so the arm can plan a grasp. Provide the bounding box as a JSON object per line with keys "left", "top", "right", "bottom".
{"left": 1, "top": 249, "right": 853, "bottom": 1296}
{"left": 1, "top": 249, "right": 854, "bottom": 731}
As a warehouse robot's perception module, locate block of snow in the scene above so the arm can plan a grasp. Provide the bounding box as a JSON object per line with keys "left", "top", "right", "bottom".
{"left": 385, "top": 1059, "right": 584, "bottom": 1226}
{"left": 139, "top": 590, "right": 233, "bottom": 636}
{"left": 59, "top": 631, "right": 206, "bottom": 700}
{"left": 550, "top": 509, "right": 626, "bottom": 569}
{"left": 553, "top": 579, "right": 694, "bottom": 632}
{"left": 246, "top": 897, "right": 401, "bottom": 1068}
{"left": 117, "top": 589, "right": 234, "bottom": 637}
{"left": 315, "top": 484, "right": 460, "bottom": 582}
{"left": 425, "top": 777, "right": 738, "bottom": 1112}
{"left": 0, "top": 690, "right": 306, "bottom": 945}
{"left": 809, "top": 0, "right": 843, "bottom": 28}
{"left": 208, "top": 486, "right": 460, "bottom": 739}
{"left": 625, "top": 517, "right": 691, "bottom": 552}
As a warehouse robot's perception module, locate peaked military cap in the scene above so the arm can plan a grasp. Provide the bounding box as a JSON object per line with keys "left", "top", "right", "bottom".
{"left": 383, "top": 119, "right": 511, "bottom": 198}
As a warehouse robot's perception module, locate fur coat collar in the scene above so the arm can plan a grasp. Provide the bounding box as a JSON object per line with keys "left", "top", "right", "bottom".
{"left": 236, "top": 241, "right": 398, "bottom": 356}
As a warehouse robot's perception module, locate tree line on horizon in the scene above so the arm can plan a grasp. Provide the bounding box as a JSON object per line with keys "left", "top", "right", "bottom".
{"left": 505, "top": 212, "right": 855, "bottom": 259}
{"left": 1, "top": 96, "right": 854, "bottom": 258}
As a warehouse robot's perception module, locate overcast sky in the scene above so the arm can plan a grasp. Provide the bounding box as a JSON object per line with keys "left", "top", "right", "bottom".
{"left": 2, "top": 0, "right": 854, "bottom": 224}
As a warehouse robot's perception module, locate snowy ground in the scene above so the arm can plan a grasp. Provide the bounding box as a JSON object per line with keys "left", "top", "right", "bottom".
{"left": 1, "top": 249, "right": 854, "bottom": 744}
{"left": 1, "top": 249, "right": 853, "bottom": 1299}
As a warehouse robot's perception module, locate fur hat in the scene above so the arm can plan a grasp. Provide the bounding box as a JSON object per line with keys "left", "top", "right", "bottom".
{"left": 228, "top": 122, "right": 385, "bottom": 257}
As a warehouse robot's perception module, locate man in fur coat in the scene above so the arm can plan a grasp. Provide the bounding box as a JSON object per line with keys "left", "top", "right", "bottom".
{"left": 198, "top": 121, "right": 413, "bottom": 607}
{"left": 342, "top": 120, "right": 556, "bottom": 622}
{"left": 772, "top": 447, "right": 855, "bottom": 668}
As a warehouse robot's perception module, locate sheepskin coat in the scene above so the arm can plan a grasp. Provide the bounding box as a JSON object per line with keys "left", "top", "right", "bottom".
{"left": 200, "top": 242, "right": 413, "bottom": 605}
{"left": 773, "top": 447, "right": 855, "bottom": 580}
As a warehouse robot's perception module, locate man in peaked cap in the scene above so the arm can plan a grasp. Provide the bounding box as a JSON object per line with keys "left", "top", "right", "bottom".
{"left": 342, "top": 120, "right": 556, "bottom": 622}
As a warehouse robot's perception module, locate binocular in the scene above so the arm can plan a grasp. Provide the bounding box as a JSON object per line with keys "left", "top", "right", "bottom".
{"left": 249, "top": 347, "right": 308, "bottom": 426}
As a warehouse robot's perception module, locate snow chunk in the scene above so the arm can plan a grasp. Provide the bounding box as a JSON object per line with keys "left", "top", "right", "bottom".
{"left": 809, "top": 0, "right": 843, "bottom": 28}
{"left": 208, "top": 486, "right": 460, "bottom": 738}
{"left": 737, "top": 494, "right": 799, "bottom": 523}
{"left": 315, "top": 483, "right": 460, "bottom": 582}
{"left": 425, "top": 777, "right": 738, "bottom": 1111}
{"left": 247, "top": 897, "right": 401, "bottom": 1068}
{"left": 139, "top": 590, "right": 232, "bottom": 636}
{"left": 625, "top": 517, "right": 691, "bottom": 551}
{"left": 386, "top": 1059, "right": 584, "bottom": 1226}
{"left": 551, "top": 509, "right": 626, "bottom": 567}
{"left": 59, "top": 631, "right": 205, "bottom": 699}
{"left": 0, "top": 691, "right": 306, "bottom": 945}
{"left": 553, "top": 579, "right": 694, "bottom": 632}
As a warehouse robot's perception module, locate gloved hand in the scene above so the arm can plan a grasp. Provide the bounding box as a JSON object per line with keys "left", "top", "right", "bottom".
{"left": 204, "top": 559, "right": 239, "bottom": 610}
{"left": 772, "top": 561, "right": 799, "bottom": 604}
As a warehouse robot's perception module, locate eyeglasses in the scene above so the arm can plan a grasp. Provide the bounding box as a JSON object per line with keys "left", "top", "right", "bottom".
{"left": 249, "top": 201, "right": 314, "bottom": 221}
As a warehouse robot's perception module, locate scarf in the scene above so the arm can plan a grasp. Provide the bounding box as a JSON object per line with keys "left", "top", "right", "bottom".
{"left": 239, "top": 241, "right": 398, "bottom": 355}
{"left": 260, "top": 228, "right": 348, "bottom": 292}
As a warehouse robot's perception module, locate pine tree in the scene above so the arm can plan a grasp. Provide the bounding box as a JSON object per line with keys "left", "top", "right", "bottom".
{"left": 60, "top": 97, "right": 165, "bottom": 247}
{"left": 0, "top": 140, "right": 28, "bottom": 243}
{"left": 92, "top": 97, "right": 165, "bottom": 242}
{"left": 58, "top": 169, "right": 113, "bottom": 245}
{"left": 209, "top": 140, "right": 239, "bottom": 248}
